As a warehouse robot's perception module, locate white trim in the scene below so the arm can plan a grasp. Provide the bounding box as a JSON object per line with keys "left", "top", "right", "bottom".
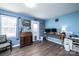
{"left": 12, "top": 44, "right": 20, "bottom": 47}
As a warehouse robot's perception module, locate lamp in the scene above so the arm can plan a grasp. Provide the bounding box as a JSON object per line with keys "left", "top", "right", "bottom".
{"left": 61, "top": 25, "right": 67, "bottom": 32}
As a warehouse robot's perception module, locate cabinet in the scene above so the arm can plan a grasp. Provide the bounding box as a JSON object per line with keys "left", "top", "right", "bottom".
{"left": 64, "top": 38, "right": 72, "bottom": 51}
{"left": 20, "top": 32, "right": 33, "bottom": 48}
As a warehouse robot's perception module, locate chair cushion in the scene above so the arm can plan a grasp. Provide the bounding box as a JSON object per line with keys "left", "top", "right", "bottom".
{"left": 0, "top": 35, "right": 7, "bottom": 44}
{"left": 0, "top": 42, "right": 10, "bottom": 48}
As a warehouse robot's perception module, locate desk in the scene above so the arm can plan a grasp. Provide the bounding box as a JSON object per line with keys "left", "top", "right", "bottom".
{"left": 44, "top": 32, "right": 65, "bottom": 40}
{"left": 64, "top": 37, "right": 79, "bottom": 53}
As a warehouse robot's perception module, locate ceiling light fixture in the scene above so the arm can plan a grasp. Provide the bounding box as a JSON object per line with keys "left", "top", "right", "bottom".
{"left": 24, "top": 3, "right": 37, "bottom": 8}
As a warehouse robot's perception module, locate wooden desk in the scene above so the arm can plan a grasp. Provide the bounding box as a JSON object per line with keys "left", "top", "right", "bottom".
{"left": 44, "top": 32, "right": 65, "bottom": 40}
{"left": 20, "top": 32, "right": 33, "bottom": 48}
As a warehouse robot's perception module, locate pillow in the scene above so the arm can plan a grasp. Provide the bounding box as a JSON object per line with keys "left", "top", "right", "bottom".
{"left": 0, "top": 35, "right": 7, "bottom": 44}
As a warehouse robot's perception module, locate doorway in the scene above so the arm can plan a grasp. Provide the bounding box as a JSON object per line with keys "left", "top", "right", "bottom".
{"left": 31, "top": 21, "right": 40, "bottom": 41}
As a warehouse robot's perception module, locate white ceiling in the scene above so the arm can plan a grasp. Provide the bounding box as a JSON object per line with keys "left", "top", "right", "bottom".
{"left": 0, "top": 3, "right": 79, "bottom": 19}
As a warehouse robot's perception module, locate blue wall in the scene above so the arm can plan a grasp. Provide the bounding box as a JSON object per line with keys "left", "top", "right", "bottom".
{"left": 0, "top": 9, "right": 45, "bottom": 45}
{"left": 39, "top": 20, "right": 45, "bottom": 37}
{"left": 0, "top": 16, "right": 1, "bottom": 33}
{"left": 45, "top": 11, "right": 79, "bottom": 44}
{"left": 45, "top": 11, "right": 79, "bottom": 35}
{"left": 0, "top": 9, "right": 34, "bottom": 45}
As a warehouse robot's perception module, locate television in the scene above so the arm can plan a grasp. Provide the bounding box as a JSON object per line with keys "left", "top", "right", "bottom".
{"left": 45, "top": 28, "right": 57, "bottom": 32}
{"left": 45, "top": 29, "right": 51, "bottom": 32}
{"left": 51, "top": 28, "right": 57, "bottom": 32}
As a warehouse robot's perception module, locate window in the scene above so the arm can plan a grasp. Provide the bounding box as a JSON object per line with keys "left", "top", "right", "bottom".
{"left": 1, "top": 15, "right": 17, "bottom": 38}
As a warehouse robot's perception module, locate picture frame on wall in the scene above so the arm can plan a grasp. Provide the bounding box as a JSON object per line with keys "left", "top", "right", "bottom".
{"left": 22, "top": 19, "right": 31, "bottom": 29}
{"left": 22, "top": 19, "right": 30, "bottom": 26}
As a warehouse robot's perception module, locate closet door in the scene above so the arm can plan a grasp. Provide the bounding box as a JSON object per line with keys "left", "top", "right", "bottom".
{"left": 31, "top": 21, "right": 40, "bottom": 41}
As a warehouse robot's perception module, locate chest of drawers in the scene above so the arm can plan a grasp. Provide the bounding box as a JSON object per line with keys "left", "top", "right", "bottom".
{"left": 20, "top": 32, "right": 33, "bottom": 48}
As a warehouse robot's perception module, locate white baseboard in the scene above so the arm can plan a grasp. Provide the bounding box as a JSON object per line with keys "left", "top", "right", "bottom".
{"left": 12, "top": 44, "right": 20, "bottom": 47}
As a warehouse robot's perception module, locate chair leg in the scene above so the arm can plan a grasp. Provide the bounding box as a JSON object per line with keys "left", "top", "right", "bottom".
{"left": 10, "top": 45, "right": 12, "bottom": 51}
{"left": 9, "top": 40, "right": 12, "bottom": 51}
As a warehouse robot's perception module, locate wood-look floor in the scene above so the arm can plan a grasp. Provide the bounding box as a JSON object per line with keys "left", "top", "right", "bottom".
{"left": 0, "top": 40, "right": 79, "bottom": 56}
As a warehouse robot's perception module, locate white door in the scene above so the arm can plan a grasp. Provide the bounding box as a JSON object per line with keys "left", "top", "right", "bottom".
{"left": 31, "top": 21, "right": 39, "bottom": 41}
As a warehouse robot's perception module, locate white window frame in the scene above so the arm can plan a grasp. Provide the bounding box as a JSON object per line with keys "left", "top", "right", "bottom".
{"left": 1, "top": 15, "right": 17, "bottom": 38}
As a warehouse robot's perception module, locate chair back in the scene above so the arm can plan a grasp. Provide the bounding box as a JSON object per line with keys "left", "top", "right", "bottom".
{"left": 0, "top": 35, "right": 7, "bottom": 44}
